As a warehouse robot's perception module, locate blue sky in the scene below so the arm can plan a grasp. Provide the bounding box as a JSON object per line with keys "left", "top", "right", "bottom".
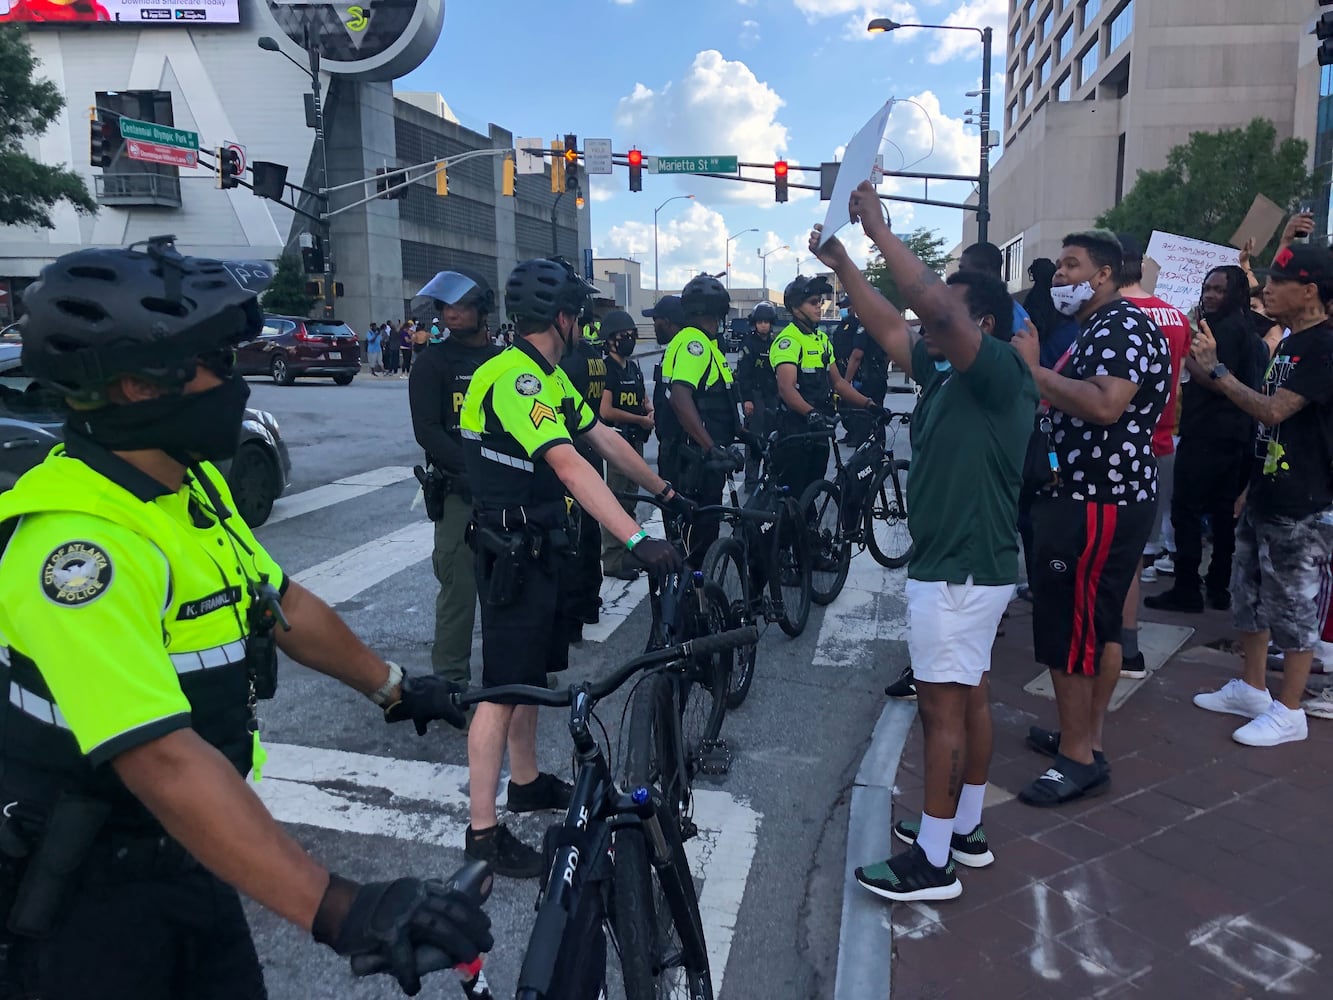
{"left": 398, "top": 0, "right": 1008, "bottom": 293}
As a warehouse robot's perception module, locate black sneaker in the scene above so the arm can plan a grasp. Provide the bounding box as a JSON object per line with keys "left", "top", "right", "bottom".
{"left": 1121, "top": 652, "right": 1148, "bottom": 680}
{"left": 884, "top": 668, "right": 916, "bottom": 700}
{"left": 1144, "top": 587, "right": 1204, "bottom": 613}
{"left": 465, "top": 824, "right": 544, "bottom": 879}
{"left": 506, "top": 772, "right": 573, "bottom": 813}
{"left": 893, "top": 818, "right": 995, "bottom": 868}
{"left": 854, "top": 843, "right": 961, "bottom": 902}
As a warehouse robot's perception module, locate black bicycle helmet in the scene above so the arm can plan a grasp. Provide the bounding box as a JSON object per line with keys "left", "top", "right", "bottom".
{"left": 20, "top": 235, "right": 271, "bottom": 404}
{"left": 415, "top": 267, "right": 495, "bottom": 314}
{"left": 783, "top": 274, "right": 834, "bottom": 313}
{"left": 750, "top": 301, "right": 778, "bottom": 324}
{"left": 504, "top": 257, "right": 596, "bottom": 325}
{"left": 600, "top": 310, "right": 636, "bottom": 337}
{"left": 680, "top": 273, "right": 730, "bottom": 319}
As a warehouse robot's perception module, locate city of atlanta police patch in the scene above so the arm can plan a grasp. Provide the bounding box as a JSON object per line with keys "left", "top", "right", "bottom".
{"left": 41, "top": 541, "right": 112, "bottom": 607}
{"left": 687, "top": 341, "right": 705, "bottom": 356}
{"left": 515, "top": 373, "right": 542, "bottom": 396}
{"left": 777, "top": 338, "right": 792, "bottom": 350}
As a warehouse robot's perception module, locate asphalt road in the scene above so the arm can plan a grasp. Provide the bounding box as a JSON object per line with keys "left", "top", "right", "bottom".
{"left": 239, "top": 358, "right": 917, "bottom": 1000}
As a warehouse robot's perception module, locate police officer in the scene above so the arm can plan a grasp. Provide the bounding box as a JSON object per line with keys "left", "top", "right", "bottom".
{"left": 735, "top": 300, "right": 780, "bottom": 490}
{"left": 643, "top": 294, "right": 686, "bottom": 483}
{"left": 771, "top": 275, "right": 879, "bottom": 496}
{"left": 0, "top": 239, "right": 490, "bottom": 999}
{"left": 460, "top": 258, "right": 688, "bottom": 878}
{"left": 559, "top": 297, "right": 610, "bottom": 641}
{"left": 597, "top": 310, "right": 655, "bottom": 580}
{"left": 844, "top": 301, "right": 891, "bottom": 447}
{"left": 661, "top": 274, "right": 745, "bottom": 563}
{"left": 409, "top": 269, "right": 501, "bottom": 689}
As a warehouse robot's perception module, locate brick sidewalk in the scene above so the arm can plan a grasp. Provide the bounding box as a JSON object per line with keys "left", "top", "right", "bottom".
{"left": 881, "top": 599, "right": 1332, "bottom": 998}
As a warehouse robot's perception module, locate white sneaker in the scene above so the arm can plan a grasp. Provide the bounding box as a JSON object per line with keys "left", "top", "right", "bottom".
{"left": 1153, "top": 554, "right": 1176, "bottom": 575}
{"left": 1232, "top": 703, "right": 1308, "bottom": 746}
{"left": 1302, "top": 687, "right": 1333, "bottom": 720}
{"left": 1193, "top": 678, "right": 1273, "bottom": 718}
{"left": 1140, "top": 565, "right": 1159, "bottom": 583}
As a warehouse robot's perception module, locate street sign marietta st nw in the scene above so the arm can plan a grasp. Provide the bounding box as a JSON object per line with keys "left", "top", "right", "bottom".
{"left": 116, "top": 117, "right": 199, "bottom": 152}
{"left": 649, "top": 155, "right": 739, "bottom": 175}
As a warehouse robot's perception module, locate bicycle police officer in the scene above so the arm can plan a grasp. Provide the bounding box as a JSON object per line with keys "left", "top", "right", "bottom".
{"left": 735, "top": 300, "right": 780, "bottom": 491}
{"left": 0, "top": 239, "right": 490, "bottom": 999}
{"left": 771, "top": 275, "right": 880, "bottom": 496}
{"left": 660, "top": 274, "right": 746, "bottom": 564}
{"left": 643, "top": 294, "right": 687, "bottom": 483}
{"left": 409, "top": 269, "right": 501, "bottom": 689}
{"left": 597, "top": 310, "right": 655, "bottom": 581}
{"left": 460, "top": 258, "right": 688, "bottom": 878}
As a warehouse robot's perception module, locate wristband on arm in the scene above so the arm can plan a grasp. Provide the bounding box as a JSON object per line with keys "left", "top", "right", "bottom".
{"left": 626, "top": 529, "right": 649, "bottom": 551}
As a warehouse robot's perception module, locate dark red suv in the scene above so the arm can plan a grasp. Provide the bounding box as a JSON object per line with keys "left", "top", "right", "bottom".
{"left": 237, "top": 316, "right": 361, "bottom": 386}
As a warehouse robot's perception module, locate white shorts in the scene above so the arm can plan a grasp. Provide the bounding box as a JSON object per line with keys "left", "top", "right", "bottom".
{"left": 906, "top": 577, "right": 1015, "bottom": 686}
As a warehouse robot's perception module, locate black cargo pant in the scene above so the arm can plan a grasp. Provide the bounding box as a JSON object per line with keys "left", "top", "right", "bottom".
{"left": 1170, "top": 435, "right": 1251, "bottom": 597}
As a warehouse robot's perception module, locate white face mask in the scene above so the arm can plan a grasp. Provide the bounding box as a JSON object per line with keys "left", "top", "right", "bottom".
{"left": 1050, "top": 281, "right": 1096, "bottom": 316}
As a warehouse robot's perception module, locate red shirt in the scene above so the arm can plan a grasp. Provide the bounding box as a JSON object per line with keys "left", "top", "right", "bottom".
{"left": 1126, "top": 296, "right": 1191, "bottom": 456}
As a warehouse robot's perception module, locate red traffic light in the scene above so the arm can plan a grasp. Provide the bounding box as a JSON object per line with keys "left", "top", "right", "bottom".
{"left": 774, "top": 160, "right": 789, "bottom": 177}
{"left": 628, "top": 148, "right": 643, "bottom": 167}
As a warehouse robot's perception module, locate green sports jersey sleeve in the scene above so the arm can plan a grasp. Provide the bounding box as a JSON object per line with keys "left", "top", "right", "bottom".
{"left": 769, "top": 329, "right": 803, "bottom": 369}
{"left": 489, "top": 363, "right": 578, "bottom": 458}
{"left": 0, "top": 513, "right": 190, "bottom": 766}
{"left": 663, "top": 330, "right": 712, "bottom": 388}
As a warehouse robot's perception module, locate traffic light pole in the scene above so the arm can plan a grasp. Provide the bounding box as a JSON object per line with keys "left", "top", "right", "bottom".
{"left": 305, "top": 31, "right": 336, "bottom": 319}
{"left": 977, "top": 26, "right": 993, "bottom": 246}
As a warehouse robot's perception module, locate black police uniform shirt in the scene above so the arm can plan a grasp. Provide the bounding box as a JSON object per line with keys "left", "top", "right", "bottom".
{"left": 604, "top": 354, "right": 648, "bottom": 435}
{"left": 409, "top": 336, "right": 501, "bottom": 477}
{"left": 1248, "top": 320, "right": 1333, "bottom": 519}
{"left": 560, "top": 340, "right": 607, "bottom": 461}
{"left": 851, "top": 328, "right": 890, "bottom": 396}
{"left": 1048, "top": 298, "right": 1170, "bottom": 505}
{"left": 736, "top": 331, "right": 779, "bottom": 408}
{"left": 0, "top": 430, "right": 284, "bottom": 830}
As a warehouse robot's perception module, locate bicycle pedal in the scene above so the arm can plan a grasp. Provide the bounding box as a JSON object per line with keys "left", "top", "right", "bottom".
{"left": 680, "top": 818, "right": 699, "bottom": 841}
{"left": 698, "top": 739, "right": 732, "bottom": 777}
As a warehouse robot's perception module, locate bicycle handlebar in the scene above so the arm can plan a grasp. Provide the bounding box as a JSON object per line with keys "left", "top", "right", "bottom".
{"left": 453, "top": 625, "right": 759, "bottom": 710}
{"left": 693, "top": 503, "right": 778, "bottom": 524}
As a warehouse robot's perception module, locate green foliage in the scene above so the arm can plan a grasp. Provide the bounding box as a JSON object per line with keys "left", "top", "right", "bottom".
{"left": 261, "top": 254, "right": 314, "bottom": 316}
{"left": 0, "top": 26, "right": 97, "bottom": 229}
{"left": 863, "top": 228, "right": 953, "bottom": 308}
{"left": 1097, "top": 118, "right": 1314, "bottom": 262}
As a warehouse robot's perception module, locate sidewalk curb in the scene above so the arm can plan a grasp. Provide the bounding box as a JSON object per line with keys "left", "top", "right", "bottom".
{"left": 833, "top": 697, "right": 917, "bottom": 1000}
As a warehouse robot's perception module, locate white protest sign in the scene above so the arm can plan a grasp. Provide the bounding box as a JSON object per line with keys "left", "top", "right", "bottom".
{"left": 818, "top": 100, "right": 895, "bottom": 247}
{"left": 1144, "top": 231, "right": 1240, "bottom": 313}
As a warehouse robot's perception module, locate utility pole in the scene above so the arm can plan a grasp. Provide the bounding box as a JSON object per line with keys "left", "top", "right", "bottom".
{"left": 977, "top": 26, "right": 993, "bottom": 246}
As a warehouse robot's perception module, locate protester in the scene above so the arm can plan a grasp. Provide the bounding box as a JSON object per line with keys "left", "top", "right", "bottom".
{"left": 958, "top": 241, "right": 1031, "bottom": 335}
{"left": 365, "top": 321, "right": 383, "bottom": 376}
{"left": 383, "top": 320, "right": 401, "bottom": 375}
{"left": 400, "top": 322, "right": 416, "bottom": 377}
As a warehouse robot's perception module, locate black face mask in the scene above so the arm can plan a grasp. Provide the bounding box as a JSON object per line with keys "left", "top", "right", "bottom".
{"left": 74, "top": 373, "right": 251, "bottom": 463}
{"left": 612, "top": 335, "right": 636, "bottom": 358}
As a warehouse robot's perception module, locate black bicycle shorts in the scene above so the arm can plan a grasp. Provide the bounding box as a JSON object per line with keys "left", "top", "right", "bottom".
{"left": 1030, "top": 496, "right": 1155, "bottom": 676}
{"left": 476, "top": 552, "right": 569, "bottom": 691}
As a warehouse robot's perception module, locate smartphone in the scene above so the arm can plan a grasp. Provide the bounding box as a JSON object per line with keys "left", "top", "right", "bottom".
{"left": 1296, "top": 200, "right": 1316, "bottom": 244}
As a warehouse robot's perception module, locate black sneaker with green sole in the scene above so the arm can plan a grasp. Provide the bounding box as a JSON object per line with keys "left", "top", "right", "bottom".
{"left": 464, "top": 824, "right": 544, "bottom": 879}
{"left": 893, "top": 818, "right": 995, "bottom": 868}
{"left": 854, "top": 843, "right": 961, "bottom": 902}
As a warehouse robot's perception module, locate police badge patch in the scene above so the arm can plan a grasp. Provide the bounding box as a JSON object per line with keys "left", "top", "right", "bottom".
{"left": 41, "top": 542, "right": 113, "bottom": 607}
{"left": 777, "top": 338, "right": 792, "bottom": 350}
{"left": 686, "top": 341, "right": 705, "bottom": 356}
{"left": 515, "top": 373, "right": 542, "bottom": 396}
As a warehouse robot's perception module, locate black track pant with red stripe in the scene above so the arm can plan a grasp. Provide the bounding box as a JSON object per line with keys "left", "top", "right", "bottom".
{"left": 1030, "top": 496, "right": 1156, "bottom": 676}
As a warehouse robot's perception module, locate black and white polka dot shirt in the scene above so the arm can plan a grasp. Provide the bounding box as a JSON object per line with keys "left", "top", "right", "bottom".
{"left": 1049, "top": 297, "right": 1170, "bottom": 504}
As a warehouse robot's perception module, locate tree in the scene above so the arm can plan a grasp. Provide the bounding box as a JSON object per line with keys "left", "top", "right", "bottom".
{"left": 863, "top": 227, "right": 953, "bottom": 309}
{"left": 0, "top": 26, "right": 97, "bottom": 230}
{"left": 1097, "top": 118, "right": 1313, "bottom": 261}
{"left": 261, "top": 255, "right": 314, "bottom": 316}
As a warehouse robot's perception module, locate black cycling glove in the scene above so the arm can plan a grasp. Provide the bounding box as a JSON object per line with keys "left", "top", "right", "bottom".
{"left": 384, "top": 675, "right": 467, "bottom": 735}
{"left": 629, "top": 537, "right": 683, "bottom": 576}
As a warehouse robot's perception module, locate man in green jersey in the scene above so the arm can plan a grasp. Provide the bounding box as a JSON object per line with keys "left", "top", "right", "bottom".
{"left": 814, "top": 181, "right": 1037, "bottom": 903}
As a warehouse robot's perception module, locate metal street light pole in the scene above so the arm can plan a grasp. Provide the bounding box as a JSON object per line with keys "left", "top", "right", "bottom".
{"left": 653, "top": 194, "right": 695, "bottom": 298}
{"left": 725, "top": 228, "right": 758, "bottom": 290}
{"left": 867, "top": 18, "right": 992, "bottom": 244}
{"left": 758, "top": 244, "right": 788, "bottom": 294}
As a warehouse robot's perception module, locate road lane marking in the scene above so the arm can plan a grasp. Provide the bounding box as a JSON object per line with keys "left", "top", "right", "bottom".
{"left": 266, "top": 466, "right": 416, "bottom": 526}
{"left": 293, "top": 521, "right": 433, "bottom": 605}
{"left": 254, "top": 741, "right": 761, "bottom": 998}
{"left": 812, "top": 558, "right": 908, "bottom": 668}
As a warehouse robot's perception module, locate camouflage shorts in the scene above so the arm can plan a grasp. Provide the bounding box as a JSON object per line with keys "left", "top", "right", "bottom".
{"left": 1231, "top": 507, "right": 1333, "bottom": 651}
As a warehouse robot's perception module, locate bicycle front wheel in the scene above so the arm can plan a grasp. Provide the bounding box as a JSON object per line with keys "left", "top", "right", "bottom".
{"left": 614, "top": 677, "right": 714, "bottom": 1000}
{"left": 701, "top": 537, "right": 758, "bottom": 708}
{"left": 866, "top": 459, "right": 913, "bottom": 569}
{"left": 771, "top": 496, "right": 812, "bottom": 637}
{"left": 677, "top": 581, "right": 730, "bottom": 774}
{"left": 799, "top": 479, "right": 851, "bottom": 606}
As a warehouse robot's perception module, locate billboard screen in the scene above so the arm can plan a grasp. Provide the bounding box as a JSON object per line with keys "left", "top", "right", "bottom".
{"left": 0, "top": 0, "right": 240, "bottom": 24}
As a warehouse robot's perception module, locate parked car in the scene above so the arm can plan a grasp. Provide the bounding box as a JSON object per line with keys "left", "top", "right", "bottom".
{"left": 0, "top": 344, "right": 292, "bottom": 527}
{"left": 236, "top": 316, "right": 360, "bottom": 386}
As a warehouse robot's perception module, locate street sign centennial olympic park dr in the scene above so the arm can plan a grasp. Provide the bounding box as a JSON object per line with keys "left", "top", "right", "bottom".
{"left": 649, "top": 156, "right": 739, "bottom": 175}
{"left": 263, "top": 0, "right": 445, "bottom": 81}
{"left": 118, "top": 117, "right": 198, "bottom": 152}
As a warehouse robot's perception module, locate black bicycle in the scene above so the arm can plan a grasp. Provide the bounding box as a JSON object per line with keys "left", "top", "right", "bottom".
{"left": 700, "top": 438, "right": 814, "bottom": 708}
{"left": 471, "top": 628, "right": 756, "bottom": 1000}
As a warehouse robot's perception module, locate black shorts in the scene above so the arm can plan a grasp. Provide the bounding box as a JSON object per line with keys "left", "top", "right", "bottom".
{"left": 1031, "top": 497, "right": 1156, "bottom": 675}
{"left": 476, "top": 551, "right": 569, "bottom": 691}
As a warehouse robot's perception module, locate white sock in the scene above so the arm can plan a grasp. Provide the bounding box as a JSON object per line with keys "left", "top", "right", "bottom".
{"left": 917, "top": 813, "right": 953, "bottom": 868}
{"left": 953, "top": 783, "right": 987, "bottom": 835}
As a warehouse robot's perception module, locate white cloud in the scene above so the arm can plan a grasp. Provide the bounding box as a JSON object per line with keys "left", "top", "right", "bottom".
{"left": 740, "top": 19, "right": 761, "bottom": 46}
{"left": 615, "top": 50, "right": 790, "bottom": 203}
{"left": 888, "top": 0, "right": 1008, "bottom": 65}
{"left": 588, "top": 178, "right": 616, "bottom": 203}
{"left": 885, "top": 91, "right": 978, "bottom": 175}
{"left": 737, "top": 0, "right": 757, "bottom": 6}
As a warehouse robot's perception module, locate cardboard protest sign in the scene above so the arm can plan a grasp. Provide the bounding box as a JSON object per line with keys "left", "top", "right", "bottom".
{"left": 1144, "top": 231, "right": 1239, "bottom": 313}
{"left": 1141, "top": 256, "right": 1161, "bottom": 294}
{"left": 1228, "top": 194, "right": 1285, "bottom": 257}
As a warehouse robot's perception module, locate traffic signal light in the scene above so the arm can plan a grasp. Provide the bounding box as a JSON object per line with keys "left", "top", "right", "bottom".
{"left": 435, "top": 163, "right": 449, "bottom": 197}
{"left": 628, "top": 148, "right": 643, "bottom": 192}
{"left": 216, "top": 147, "right": 242, "bottom": 190}
{"left": 1319, "top": 12, "right": 1333, "bottom": 66}
{"left": 301, "top": 242, "right": 325, "bottom": 274}
{"left": 564, "top": 134, "right": 578, "bottom": 165}
{"left": 89, "top": 119, "right": 112, "bottom": 168}
{"left": 502, "top": 156, "right": 515, "bottom": 196}
{"left": 551, "top": 140, "right": 566, "bottom": 193}
{"left": 774, "top": 160, "right": 789, "bottom": 203}
{"left": 251, "top": 160, "right": 288, "bottom": 201}
{"left": 375, "top": 167, "right": 407, "bottom": 200}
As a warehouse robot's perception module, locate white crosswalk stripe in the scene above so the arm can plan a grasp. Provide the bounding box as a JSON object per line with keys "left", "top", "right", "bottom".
{"left": 813, "top": 557, "right": 908, "bottom": 668}
{"left": 292, "top": 520, "right": 434, "bottom": 605}
{"left": 266, "top": 466, "right": 416, "bottom": 526}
